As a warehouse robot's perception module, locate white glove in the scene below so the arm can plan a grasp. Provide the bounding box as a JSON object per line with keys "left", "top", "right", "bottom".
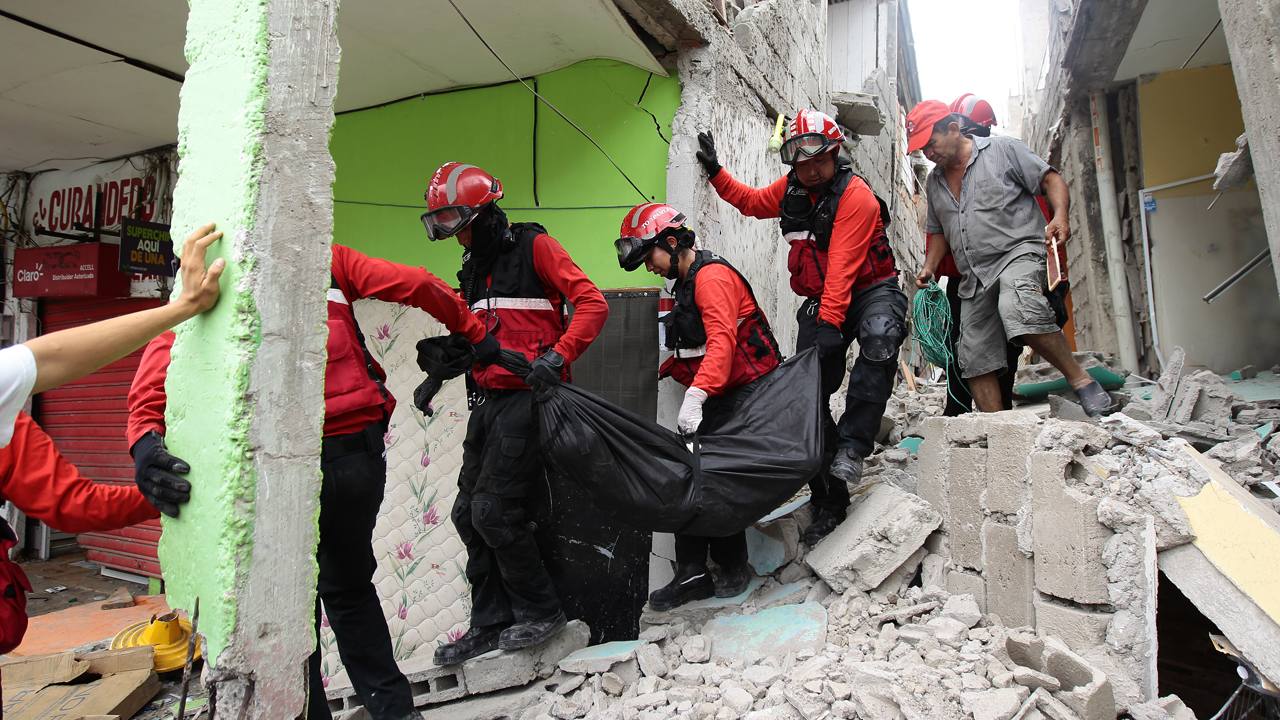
{"left": 678, "top": 387, "right": 709, "bottom": 436}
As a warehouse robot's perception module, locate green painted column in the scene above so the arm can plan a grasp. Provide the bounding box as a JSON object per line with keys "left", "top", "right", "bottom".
{"left": 164, "top": 0, "right": 339, "bottom": 714}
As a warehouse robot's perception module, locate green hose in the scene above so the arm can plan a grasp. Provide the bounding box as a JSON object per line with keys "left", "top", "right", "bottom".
{"left": 911, "top": 281, "right": 968, "bottom": 406}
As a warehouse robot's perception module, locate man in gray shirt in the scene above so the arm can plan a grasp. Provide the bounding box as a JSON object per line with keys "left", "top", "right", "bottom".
{"left": 906, "top": 100, "right": 1114, "bottom": 417}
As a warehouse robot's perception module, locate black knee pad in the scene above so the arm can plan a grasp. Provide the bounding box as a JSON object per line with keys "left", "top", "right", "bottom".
{"left": 859, "top": 313, "right": 906, "bottom": 365}
{"left": 471, "top": 493, "right": 524, "bottom": 549}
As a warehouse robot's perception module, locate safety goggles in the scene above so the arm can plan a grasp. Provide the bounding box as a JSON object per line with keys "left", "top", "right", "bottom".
{"left": 420, "top": 205, "right": 478, "bottom": 241}
{"left": 615, "top": 235, "right": 654, "bottom": 271}
{"left": 779, "top": 133, "right": 837, "bottom": 165}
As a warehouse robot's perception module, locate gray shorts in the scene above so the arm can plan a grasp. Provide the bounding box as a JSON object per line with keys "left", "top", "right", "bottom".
{"left": 958, "top": 253, "right": 1059, "bottom": 378}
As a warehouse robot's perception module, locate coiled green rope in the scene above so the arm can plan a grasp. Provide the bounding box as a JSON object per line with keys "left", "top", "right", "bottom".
{"left": 912, "top": 281, "right": 969, "bottom": 406}
{"left": 912, "top": 281, "right": 953, "bottom": 368}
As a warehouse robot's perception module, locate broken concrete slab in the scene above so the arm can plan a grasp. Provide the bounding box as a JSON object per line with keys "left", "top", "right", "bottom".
{"left": 751, "top": 579, "right": 814, "bottom": 610}
{"left": 1159, "top": 543, "right": 1280, "bottom": 686}
{"left": 639, "top": 577, "right": 766, "bottom": 630}
{"left": 703, "top": 602, "right": 827, "bottom": 664}
{"left": 746, "top": 516, "right": 801, "bottom": 576}
{"left": 805, "top": 483, "right": 942, "bottom": 593}
{"left": 961, "top": 687, "right": 1029, "bottom": 720}
{"left": 463, "top": 619, "right": 590, "bottom": 695}
{"left": 871, "top": 546, "right": 927, "bottom": 602}
{"left": 557, "top": 639, "right": 645, "bottom": 675}
{"left": 1013, "top": 666, "right": 1061, "bottom": 692}
{"left": 1126, "top": 694, "right": 1197, "bottom": 720}
{"left": 832, "top": 90, "right": 886, "bottom": 135}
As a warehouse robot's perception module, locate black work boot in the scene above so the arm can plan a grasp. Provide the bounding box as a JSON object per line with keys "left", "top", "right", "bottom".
{"left": 831, "top": 448, "right": 880, "bottom": 496}
{"left": 648, "top": 563, "right": 715, "bottom": 611}
{"left": 713, "top": 563, "right": 753, "bottom": 598}
{"left": 802, "top": 505, "right": 847, "bottom": 547}
{"left": 1075, "top": 380, "right": 1117, "bottom": 418}
{"left": 434, "top": 624, "right": 503, "bottom": 665}
{"left": 498, "top": 611, "right": 568, "bottom": 651}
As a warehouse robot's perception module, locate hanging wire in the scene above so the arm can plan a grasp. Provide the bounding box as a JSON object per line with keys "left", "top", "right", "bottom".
{"left": 444, "top": 0, "right": 652, "bottom": 201}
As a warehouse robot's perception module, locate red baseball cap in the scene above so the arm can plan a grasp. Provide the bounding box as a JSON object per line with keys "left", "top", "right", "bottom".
{"left": 906, "top": 100, "right": 952, "bottom": 154}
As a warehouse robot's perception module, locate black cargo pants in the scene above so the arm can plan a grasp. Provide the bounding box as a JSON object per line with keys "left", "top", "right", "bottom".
{"left": 795, "top": 279, "right": 908, "bottom": 514}
{"left": 307, "top": 421, "right": 414, "bottom": 720}
{"left": 452, "top": 390, "right": 561, "bottom": 629}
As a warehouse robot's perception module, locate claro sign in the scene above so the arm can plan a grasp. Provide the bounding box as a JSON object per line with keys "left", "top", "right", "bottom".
{"left": 11, "top": 243, "right": 131, "bottom": 298}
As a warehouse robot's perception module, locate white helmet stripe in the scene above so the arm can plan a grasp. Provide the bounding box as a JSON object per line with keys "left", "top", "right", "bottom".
{"left": 445, "top": 163, "right": 477, "bottom": 204}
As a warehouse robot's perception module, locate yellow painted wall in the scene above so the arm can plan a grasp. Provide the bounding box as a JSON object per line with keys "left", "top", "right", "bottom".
{"left": 1137, "top": 64, "right": 1244, "bottom": 198}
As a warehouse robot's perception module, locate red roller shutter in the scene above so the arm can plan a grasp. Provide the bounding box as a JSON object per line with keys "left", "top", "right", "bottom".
{"left": 36, "top": 296, "right": 165, "bottom": 578}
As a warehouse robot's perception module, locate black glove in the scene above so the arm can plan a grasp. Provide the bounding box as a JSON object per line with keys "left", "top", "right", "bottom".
{"left": 132, "top": 432, "right": 192, "bottom": 518}
{"left": 526, "top": 349, "right": 565, "bottom": 399}
{"left": 696, "top": 131, "right": 722, "bottom": 179}
{"left": 413, "top": 377, "right": 444, "bottom": 416}
{"left": 813, "top": 321, "right": 845, "bottom": 358}
{"left": 472, "top": 333, "right": 501, "bottom": 366}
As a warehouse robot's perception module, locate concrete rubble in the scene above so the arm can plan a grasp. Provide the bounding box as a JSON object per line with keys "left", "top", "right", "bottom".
{"left": 387, "top": 353, "right": 1280, "bottom": 720}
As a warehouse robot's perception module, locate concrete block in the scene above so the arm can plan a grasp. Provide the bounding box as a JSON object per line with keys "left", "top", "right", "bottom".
{"left": 703, "top": 602, "right": 827, "bottom": 664}
{"left": 917, "top": 418, "right": 950, "bottom": 521}
{"left": 805, "top": 483, "right": 941, "bottom": 593}
{"left": 985, "top": 411, "right": 1041, "bottom": 515}
{"left": 558, "top": 639, "right": 645, "bottom": 674}
{"left": 927, "top": 616, "right": 970, "bottom": 645}
{"left": 462, "top": 619, "right": 589, "bottom": 695}
{"left": 362, "top": 655, "right": 465, "bottom": 707}
{"left": 1041, "top": 637, "right": 1116, "bottom": 720}
{"left": 983, "top": 521, "right": 1035, "bottom": 627}
{"left": 946, "top": 569, "right": 987, "bottom": 613}
{"left": 948, "top": 447, "right": 988, "bottom": 571}
{"left": 1012, "top": 667, "right": 1060, "bottom": 692}
{"left": 747, "top": 516, "right": 800, "bottom": 575}
{"left": 1030, "top": 452, "right": 1112, "bottom": 605}
{"left": 1033, "top": 598, "right": 1112, "bottom": 655}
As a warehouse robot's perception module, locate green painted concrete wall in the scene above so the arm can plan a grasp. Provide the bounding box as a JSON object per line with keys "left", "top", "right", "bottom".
{"left": 161, "top": 0, "right": 269, "bottom": 665}
{"left": 331, "top": 59, "right": 679, "bottom": 289}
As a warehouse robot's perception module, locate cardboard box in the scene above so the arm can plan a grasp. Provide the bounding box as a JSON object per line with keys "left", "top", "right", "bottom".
{"left": 1, "top": 647, "right": 159, "bottom": 720}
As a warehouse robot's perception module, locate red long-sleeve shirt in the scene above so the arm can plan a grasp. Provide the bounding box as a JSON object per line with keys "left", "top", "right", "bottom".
{"left": 0, "top": 413, "right": 156, "bottom": 533}
{"left": 530, "top": 233, "right": 608, "bottom": 363}
{"left": 691, "top": 264, "right": 756, "bottom": 396}
{"left": 710, "top": 171, "right": 884, "bottom": 327}
{"left": 127, "top": 244, "right": 487, "bottom": 446}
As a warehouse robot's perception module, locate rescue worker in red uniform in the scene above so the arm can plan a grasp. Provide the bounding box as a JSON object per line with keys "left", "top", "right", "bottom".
{"left": 422, "top": 163, "right": 608, "bottom": 666}
{"left": 0, "top": 412, "right": 164, "bottom": 654}
{"left": 696, "top": 110, "right": 909, "bottom": 545}
{"left": 128, "top": 243, "right": 495, "bottom": 720}
{"left": 614, "top": 203, "right": 781, "bottom": 610}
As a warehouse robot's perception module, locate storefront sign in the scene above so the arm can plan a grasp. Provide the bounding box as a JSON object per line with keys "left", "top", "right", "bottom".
{"left": 11, "top": 243, "right": 131, "bottom": 298}
{"left": 119, "top": 218, "right": 176, "bottom": 276}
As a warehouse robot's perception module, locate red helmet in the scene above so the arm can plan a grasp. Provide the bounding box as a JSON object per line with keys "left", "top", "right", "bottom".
{"left": 615, "top": 203, "right": 687, "bottom": 271}
{"left": 949, "top": 94, "right": 997, "bottom": 128}
{"left": 780, "top": 109, "right": 845, "bottom": 165}
{"left": 421, "top": 162, "right": 504, "bottom": 240}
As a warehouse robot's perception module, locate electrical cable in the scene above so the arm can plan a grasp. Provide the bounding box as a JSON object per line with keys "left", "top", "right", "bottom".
{"left": 444, "top": 0, "right": 652, "bottom": 202}
{"left": 911, "top": 281, "right": 968, "bottom": 406}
